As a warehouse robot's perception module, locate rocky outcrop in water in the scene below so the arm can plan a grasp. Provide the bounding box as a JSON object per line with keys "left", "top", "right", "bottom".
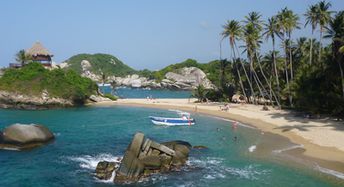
{"left": 95, "top": 132, "right": 192, "bottom": 183}
{"left": 0, "top": 90, "right": 73, "bottom": 110}
{"left": 0, "top": 124, "right": 54, "bottom": 150}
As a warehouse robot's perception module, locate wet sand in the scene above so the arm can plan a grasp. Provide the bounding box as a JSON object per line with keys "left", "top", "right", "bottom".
{"left": 90, "top": 98, "right": 344, "bottom": 179}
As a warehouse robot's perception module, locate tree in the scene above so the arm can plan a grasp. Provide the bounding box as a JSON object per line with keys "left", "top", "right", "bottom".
{"left": 325, "top": 11, "right": 344, "bottom": 98}
{"left": 263, "top": 16, "right": 282, "bottom": 98}
{"left": 277, "top": 7, "right": 300, "bottom": 106}
{"left": 304, "top": 4, "right": 319, "bottom": 65}
{"left": 316, "top": 1, "right": 333, "bottom": 62}
{"left": 15, "top": 49, "right": 31, "bottom": 66}
{"left": 192, "top": 85, "right": 208, "bottom": 102}
{"left": 222, "top": 20, "right": 250, "bottom": 101}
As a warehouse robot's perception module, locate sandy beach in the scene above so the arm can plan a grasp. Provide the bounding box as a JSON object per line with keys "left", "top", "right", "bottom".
{"left": 92, "top": 98, "right": 344, "bottom": 174}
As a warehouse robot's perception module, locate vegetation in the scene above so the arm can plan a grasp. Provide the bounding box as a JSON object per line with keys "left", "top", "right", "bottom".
{"left": 215, "top": 1, "right": 344, "bottom": 116}
{"left": 0, "top": 63, "right": 98, "bottom": 104}
{"left": 15, "top": 49, "right": 32, "bottom": 66}
{"left": 103, "top": 93, "right": 118, "bottom": 101}
{"left": 64, "top": 53, "right": 136, "bottom": 77}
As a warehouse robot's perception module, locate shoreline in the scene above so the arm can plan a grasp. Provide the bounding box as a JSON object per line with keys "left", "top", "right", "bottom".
{"left": 90, "top": 98, "right": 344, "bottom": 177}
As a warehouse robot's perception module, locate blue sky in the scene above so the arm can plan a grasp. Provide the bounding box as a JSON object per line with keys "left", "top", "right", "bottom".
{"left": 0, "top": 0, "right": 343, "bottom": 70}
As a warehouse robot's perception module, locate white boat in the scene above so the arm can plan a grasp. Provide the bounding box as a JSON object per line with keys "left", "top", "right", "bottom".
{"left": 149, "top": 112, "right": 195, "bottom": 126}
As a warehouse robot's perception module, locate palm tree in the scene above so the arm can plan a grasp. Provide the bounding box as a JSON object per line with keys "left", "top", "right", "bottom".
{"left": 222, "top": 20, "right": 250, "bottom": 101}
{"left": 316, "top": 1, "right": 333, "bottom": 62}
{"left": 192, "top": 85, "right": 208, "bottom": 102}
{"left": 263, "top": 16, "right": 282, "bottom": 98}
{"left": 325, "top": 11, "right": 344, "bottom": 98}
{"left": 15, "top": 49, "right": 31, "bottom": 66}
{"left": 304, "top": 4, "right": 318, "bottom": 65}
{"left": 243, "top": 12, "right": 280, "bottom": 106}
{"left": 277, "top": 7, "right": 299, "bottom": 106}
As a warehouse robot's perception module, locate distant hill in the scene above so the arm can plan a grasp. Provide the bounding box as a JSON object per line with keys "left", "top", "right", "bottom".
{"left": 62, "top": 53, "right": 136, "bottom": 77}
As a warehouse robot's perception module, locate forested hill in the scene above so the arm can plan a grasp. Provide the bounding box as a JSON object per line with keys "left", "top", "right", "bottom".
{"left": 62, "top": 53, "right": 136, "bottom": 77}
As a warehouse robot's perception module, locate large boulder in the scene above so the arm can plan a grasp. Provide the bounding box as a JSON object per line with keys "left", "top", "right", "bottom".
{"left": 96, "top": 133, "right": 192, "bottom": 183}
{"left": 165, "top": 67, "right": 215, "bottom": 90}
{"left": 0, "top": 124, "right": 54, "bottom": 149}
{"left": 95, "top": 161, "right": 118, "bottom": 180}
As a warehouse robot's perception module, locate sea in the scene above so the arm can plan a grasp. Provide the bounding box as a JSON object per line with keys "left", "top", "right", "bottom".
{"left": 0, "top": 88, "right": 343, "bottom": 187}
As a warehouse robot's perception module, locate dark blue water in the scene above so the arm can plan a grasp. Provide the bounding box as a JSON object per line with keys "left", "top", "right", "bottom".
{"left": 99, "top": 86, "right": 192, "bottom": 99}
{"left": 0, "top": 106, "right": 342, "bottom": 187}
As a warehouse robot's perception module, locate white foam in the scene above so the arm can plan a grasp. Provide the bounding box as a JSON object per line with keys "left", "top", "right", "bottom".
{"left": 210, "top": 116, "right": 257, "bottom": 129}
{"left": 249, "top": 145, "right": 257, "bottom": 152}
{"left": 188, "top": 157, "right": 270, "bottom": 180}
{"left": 1, "top": 147, "right": 20, "bottom": 151}
{"left": 272, "top": 144, "right": 304, "bottom": 154}
{"left": 68, "top": 153, "right": 121, "bottom": 170}
{"left": 316, "top": 165, "right": 344, "bottom": 180}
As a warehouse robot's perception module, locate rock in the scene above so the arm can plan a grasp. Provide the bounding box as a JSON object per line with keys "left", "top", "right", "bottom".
{"left": 0, "top": 91, "right": 73, "bottom": 110}
{"left": 192, "top": 145, "right": 208, "bottom": 150}
{"left": 103, "top": 133, "right": 192, "bottom": 183}
{"left": 164, "top": 67, "right": 215, "bottom": 90}
{"left": 95, "top": 161, "right": 117, "bottom": 180}
{"left": 0, "top": 124, "right": 54, "bottom": 149}
{"left": 262, "top": 105, "right": 269, "bottom": 111}
{"left": 89, "top": 95, "right": 111, "bottom": 102}
{"left": 140, "top": 155, "right": 161, "bottom": 169}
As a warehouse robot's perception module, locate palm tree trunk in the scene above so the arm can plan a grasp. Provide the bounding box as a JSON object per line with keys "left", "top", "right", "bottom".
{"left": 272, "top": 38, "right": 280, "bottom": 99}
{"left": 309, "top": 31, "right": 313, "bottom": 65}
{"left": 319, "top": 26, "right": 323, "bottom": 66}
{"left": 338, "top": 61, "right": 344, "bottom": 99}
{"left": 236, "top": 63, "right": 247, "bottom": 100}
{"left": 255, "top": 51, "right": 280, "bottom": 107}
{"left": 284, "top": 38, "right": 292, "bottom": 106}
{"left": 235, "top": 45, "right": 255, "bottom": 104}
{"left": 231, "top": 44, "right": 247, "bottom": 100}
{"left": 288, "top": 33, "right": 294, "bottom": 80}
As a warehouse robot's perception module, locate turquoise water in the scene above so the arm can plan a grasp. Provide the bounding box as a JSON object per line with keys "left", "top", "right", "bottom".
{"left": 0, "top": 106, "right": 342, "bottom": 187}
{"left": 100, "top": 86, "right": 192, "bottom": 99}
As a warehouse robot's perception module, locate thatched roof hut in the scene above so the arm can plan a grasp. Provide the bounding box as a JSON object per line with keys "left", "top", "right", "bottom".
{"left": 25, "top": 42, "right": 53, "bottom": 67}
{"left": 25, "top": 42, "right": 53, "bottom": 57}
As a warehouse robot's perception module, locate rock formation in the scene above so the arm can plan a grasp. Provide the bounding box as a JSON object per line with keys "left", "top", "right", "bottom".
{"left": 0, "top": 123, "right": 55, "bottom": 150}
{"left": 95, "top": 132, "right": 192, "bottom": 183}
{"left": 0, "top": 90, "right": 73, "bottom": 110}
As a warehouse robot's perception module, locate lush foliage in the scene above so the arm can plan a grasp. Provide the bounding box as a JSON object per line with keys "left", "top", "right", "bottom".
{"left": 64, "top": 53, "right": 136, "bottom": 77}
{"left": 0, "top": 63, "right": 98, "bottom": 104}
{"left": 103, "top": 93, "right": 118, "bottom": 101}
{"left": 215, "top": 1, "right": 344, "bottom": 116}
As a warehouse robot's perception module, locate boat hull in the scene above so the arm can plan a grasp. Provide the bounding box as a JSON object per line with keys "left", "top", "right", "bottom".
{"left": 149, "top": 116, "right": 195, "bottom": 126}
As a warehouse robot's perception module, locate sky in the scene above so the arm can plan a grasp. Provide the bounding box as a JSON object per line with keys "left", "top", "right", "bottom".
{"left": 0, "top": 0, "right": 343, "bottom": 70}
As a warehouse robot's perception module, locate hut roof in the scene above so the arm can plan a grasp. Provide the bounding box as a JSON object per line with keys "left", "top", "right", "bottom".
{"left": 26, "top": 42, "right": 53, "bottom": 56}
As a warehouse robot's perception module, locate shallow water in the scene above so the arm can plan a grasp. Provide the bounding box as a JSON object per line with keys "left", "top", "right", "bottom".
{"left": 0, "top": 106, "right": 342, "bottom": 187}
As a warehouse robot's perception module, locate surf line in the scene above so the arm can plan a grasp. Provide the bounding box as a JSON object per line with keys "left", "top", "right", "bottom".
{"left": 208, "top": 115, "right": 257, "bottom": 129}
{"left": 272, "top": 144, "right": 304, "bottom": 154}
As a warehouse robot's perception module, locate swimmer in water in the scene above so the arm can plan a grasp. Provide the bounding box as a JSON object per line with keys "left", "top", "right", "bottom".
{"left": 233, "top": 136, "right": 237, "bottom": 141}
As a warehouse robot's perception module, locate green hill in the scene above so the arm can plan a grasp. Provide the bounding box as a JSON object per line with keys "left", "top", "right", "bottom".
{"left": 0, "top": 62, "right": 97, "bottom": 104}
{"left": 63, "top": 53, "right": 136, "bottom": 77}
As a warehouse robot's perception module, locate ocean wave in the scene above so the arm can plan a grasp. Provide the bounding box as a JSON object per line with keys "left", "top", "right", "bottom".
{"left": 272, "top": 144, "right": 304, "bottom": 154}
{"left": 248, "top": 145, "right": 257, "bottom": 152}
{"left": 315, "top": 165, "right": 344, "bottom": 180}
{"left": 1, "top": 147, "right": 20, "bottom": 151}
{"left": 188, "top": 157, "right": 270, "bottom": 180}
{"left": 210, "top": 116, "right": 257, "bottom": 129}
{"left": 68, "top": 153, "right": 121, "bottom": 170}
